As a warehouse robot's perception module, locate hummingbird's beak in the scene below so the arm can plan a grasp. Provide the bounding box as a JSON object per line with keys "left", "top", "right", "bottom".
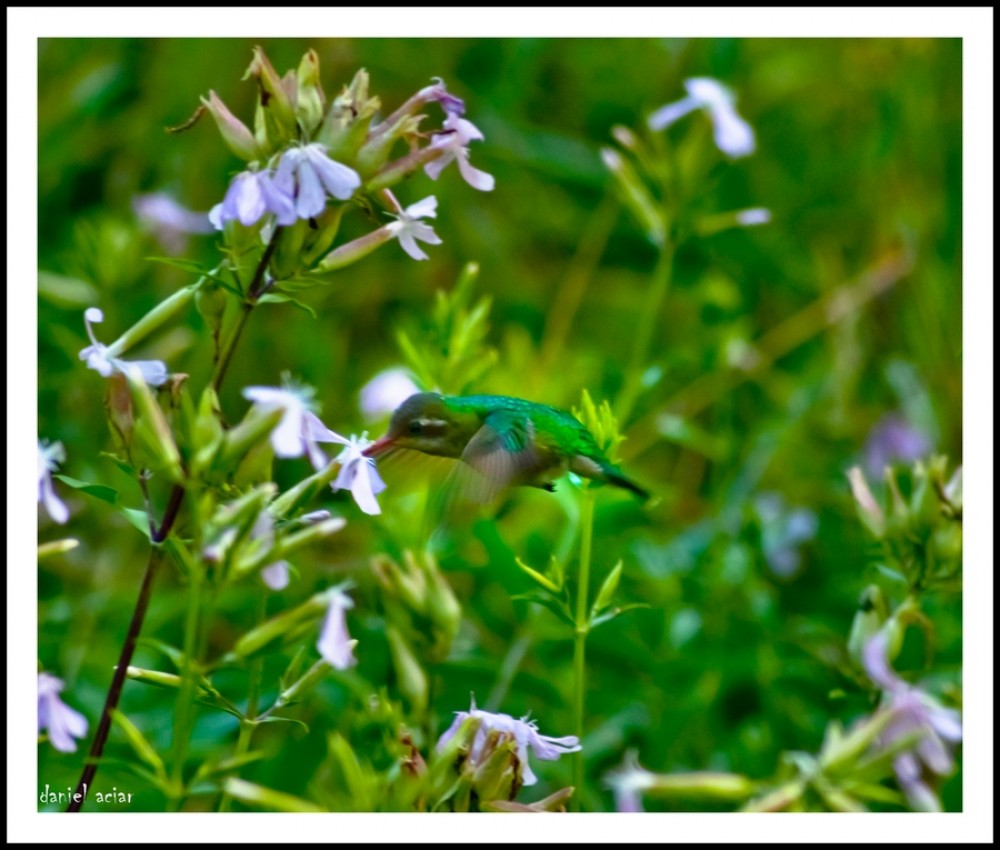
{"left": 363, "top": 435, "right": 395, "bottom": 458}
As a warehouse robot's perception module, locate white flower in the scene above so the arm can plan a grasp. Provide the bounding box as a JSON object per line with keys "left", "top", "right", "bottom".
{"left": 436, "top": 696, "right": 581, "bottom": 787}
{"left": 359, "top": 368, "right": 420, "bottom": 421}
{"left": 330, "top": 434, "right": 387, "bottom": 516}
{"left": 38, "top": 672, "right": 89, "bottom": 753}
{"left": 604, "top": 751, "right": 656, "bottom": 812}
{"left": 38, "top": 440, "right": 70, "bottom": 525}
{"left": 78, "top": 308, "right": 169, "bottom": 386}
{"left": 272, "top": 144, "right": 361, "bottom": 221}
{"left": 242, "top": 383, "right": 342, "bottom": 470}
{"left": 386, "top": 196, "right": 443, "bottom": 261}
{"left": 648, "top": 77, "right": 756, "bottom": 159}
{"left": 863, "top": 632, "right": 963, "bottom": 812}
{"left": 424, "top": 114, "right": 495, "bottom": 191}
{"left": 317, "top": 587, "right": 357, "bottom": 670}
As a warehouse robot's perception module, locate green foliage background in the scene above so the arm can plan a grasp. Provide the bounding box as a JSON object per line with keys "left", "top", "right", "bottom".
{"left": 38, "top": 38, "right": 961, "bottom": 811}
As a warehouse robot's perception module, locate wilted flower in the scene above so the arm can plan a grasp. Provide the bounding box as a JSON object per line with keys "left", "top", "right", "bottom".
{"left": 38, "top": 672, "right": 88, "bottom": 753}
{"left": 79, "top": 308, "right": 169, "bottom": 386}
{"left": 316, "top": 587, "right": 356, "bottom": 669}
{"left": 359, "top": 368, "right": 420, "bottom": 421}
{"left": 270, "top": 144, "right": 361, "bottom": 221}
{"left": 436, "top": 696, "right": 581, "bottom": 787}
{"left": 386, "top": 196, "right": 442, "bottom": 260}
{"left": 242, "top": 383, "right": 342, "bottom": 470}
{"left": 649, "top": 77, "right": 756, "bottom": 158}
{"left": 863, "top": 632, "right": 962, "bottom": 812}
{"left": 209, "top": 169, "right": 294, "bottom": 230}
{"left": 864, "top": 414, "right": 931, "bottom": 478}
{"left": 38, "top": 440, "right": 70, "bottom": 525}
{"left": 425, "top": 113, "right": 495, "bottom": 191}
{"left": 330, "top": 433, "right": 387, "bottom": 516}
{"left": 133, "top": 192, "right": 213, "bottom": 252}
{"left": 422, "top": 77, "right": 465, "bottom": 116}
{"left": 604, "top": 751, "right": 655, "bottom": 812}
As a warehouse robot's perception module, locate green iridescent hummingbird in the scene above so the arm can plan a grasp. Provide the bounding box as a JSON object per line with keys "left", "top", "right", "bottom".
{"left": 363, "top": 392, "right": 649, "bottom": 504}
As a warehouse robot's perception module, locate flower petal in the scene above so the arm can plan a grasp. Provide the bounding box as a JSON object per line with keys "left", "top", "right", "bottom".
{"left": 404, "top": 195, "right": 438, "bottom": 220}
{"left": 305, "top": 145, "right": 361, "bottom": 201}
{"left": 397, "top": 231, "right": 429, "bottom": 261}
{"left": 457, "top": 155, "right": 495, "bottom": 192}
{"left": 261, "top": 560, "right": 290, "bottom": 591}
{"left": 648, "top": 97, "right": 698, "bottom": 131}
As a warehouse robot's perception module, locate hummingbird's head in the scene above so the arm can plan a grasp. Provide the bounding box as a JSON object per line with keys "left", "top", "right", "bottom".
{"left": 363, "top": 392, "right": 458, "bottom": 458}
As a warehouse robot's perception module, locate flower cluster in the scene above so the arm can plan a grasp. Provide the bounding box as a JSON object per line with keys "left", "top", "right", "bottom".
{"left": 862, "top": 632, "right": 962, "bottom": 811}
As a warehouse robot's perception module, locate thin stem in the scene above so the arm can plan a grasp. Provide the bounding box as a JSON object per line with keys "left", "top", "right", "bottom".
{"left": 614, "top": 244, "right": 674, "bottom": 425}
{"left": 66, "top": 483, "right": 185, "bottom": 812}
{"left": 211, "top": 229, "right": 282, "bottom": 393}
{"left": 167, "top": 545, "right": 204, "bottom": 810}
{"left": 571, "top": 487, "right": 596, "bottom": 812}
{"left": 218, "top": 589, "right": 267, "bottom": 812}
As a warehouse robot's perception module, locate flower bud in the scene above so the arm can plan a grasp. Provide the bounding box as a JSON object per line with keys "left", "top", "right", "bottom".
{"left": 386, "top": 625, "right": 428, "bottom": 715}
{"left": 107, "top": 284, "right": 197, "bottom": 359}
{"left": 601, "top": 147, "right": 665, "bottom": 246}
{"left": 201, "top": 91, "right": 262, "bottom": 162}
{"left": 847, "top": 585, "right": 889, "bottom": 667}
{"left": 105, "top": 371, "right": 135, "bottom": 451}
{"left": 315, "top": 226, "right": 395, "bottom": 272}
{"left": 226, "top": 590, "right": 330, "bottom": 661}
{"left": 243, "top": 46, "right": 297, "bottom": 145}
{"left": 125, "top": 365, "right": 184, "bottom": 484}
{"left": 317, "top": 69, "right": 381, "bottom": 162}
{"left": 295, "top": 49, "right": 325, "bottom": 135}
{"left": 195, "top": 279, "right": 228, "bottom": 336}
{"left": 846, "top": 466, "right": 885, "bottom": 538}
{"left": 470, "top": 731, "right": 520, "bottom": 803}
{"left": 215, "top": 406, "right": 284, "bottom": 473}
{"left": 300, "top": 204, "right": 347, "bottom": 268}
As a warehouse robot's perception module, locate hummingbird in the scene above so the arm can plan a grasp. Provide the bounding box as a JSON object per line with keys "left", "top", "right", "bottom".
{"left": 363, "top": 392, "right": 649, "bottom": 505}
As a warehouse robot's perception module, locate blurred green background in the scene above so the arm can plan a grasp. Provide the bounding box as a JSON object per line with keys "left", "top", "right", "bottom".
{"left": 38, "top": 38, "right": 961, "bottom": 811}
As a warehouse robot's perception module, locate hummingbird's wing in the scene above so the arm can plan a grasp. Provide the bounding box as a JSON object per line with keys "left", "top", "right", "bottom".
{"left": 446, "top": 409, "right": 542, "bottom": 506}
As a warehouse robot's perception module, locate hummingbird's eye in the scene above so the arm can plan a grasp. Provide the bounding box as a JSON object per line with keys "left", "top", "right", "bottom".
{"left": 408, "top": 420, "right": 423, "bottom": 435}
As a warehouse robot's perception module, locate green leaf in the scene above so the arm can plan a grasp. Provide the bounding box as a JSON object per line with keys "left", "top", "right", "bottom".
{"left": 256, "top": 715, "right": 310, "bottom": 735}
{"left": 515, "top": 556, "right": 561, "bottom": 593}
{"left": 53, "top": 475, "right": 118, "bottom": 505}
{"left": 590, "top": 602, "right": 650, "bottom": 630}
{"left": 100, "top": 451, "right": 137, "bottom": 479}
{"left": 258, "top": 292, "right": 317, "bottom": 318}
{"left": 590, "top": 559, "right": 623, "bottom": 620}
{"left": 110, "top": 709, "right": 165, "bottom": 777}
{"left": 194, "top": 751, "right": 267, "bottom": 781}
{"left": 511, "top": 591, "right": 575, "bottom": 628}
{"left": 221, "top": 778, "right": 323, "bottom": 813}
{"left": 119, "top": 507, "right": 153, "bottom": 538}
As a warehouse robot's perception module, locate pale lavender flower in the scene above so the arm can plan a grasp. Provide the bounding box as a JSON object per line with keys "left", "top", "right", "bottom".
{"left": 864, "top": 414, "right": 931, "bottom": 478}
{"left": 359, "top": 368, "right": 420, "bottom": 421}
{"left": 209, "top": 170, "right": 279, "bottom": 230}
{"left": 317, "top": 587, "right": 357, "bottom": 669}
{"left": 424, "top": 78, "right": 465, "bottom": 116}
{"left": 754, "top": 493, "right": 818, "bottom": 577}
{"left": 605, "top": 751, "right": 655, "bottom": 812}
{"left": 863, "top": 632, "right": 962, "bottom": 812}
{"left": 735, "top": 207, "right": 772, "bottom": 226}
{"left": 79, "top": 308, "right": 169, "bottom": 386}
{"left": 649, "top": 77, "right": 756, "bottom": 158}
{"left": 386, "top": 196, "right": 443, "bottom": 260}
{"left": 242, "top": 383, "right": 342, "bottom": 470}
{"left": 329, "top": 433, "right": 387, "bottom": 516}
{"left": 134, "top": 192, "right": 213, "bottom": 252}
{"left": 271, "top": 145, "right": 361, "bottom": 221}
{"left": 424, "top": 113, "right": 495, "bottom": 191}
{"left": 38, "top": 440, "right": 70, "bottom": 525}
{"left": 38, "top": 672, "right": 88, "bottom": 753}
{"left": 436, "top": 696, "right": 581, "bottom": 787}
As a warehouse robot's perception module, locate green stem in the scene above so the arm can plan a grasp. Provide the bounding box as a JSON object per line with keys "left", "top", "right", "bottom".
{"left": 168, "top": 558, "right": 204, "bottom": 809}
{"left": 218, "top": 589, "right": 267, "bottom": 812}
{"left": 571, "top": 487, "right": 596, "bottom": 811}
{"left": 615, "top": 245, "right": 673, "bottom": 424}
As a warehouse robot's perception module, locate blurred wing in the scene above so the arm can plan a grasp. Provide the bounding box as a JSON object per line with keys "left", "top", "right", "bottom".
{"left": 448, "top": 410, "right": 541, "bottom": 506}
{"left": 374, "top": 445, "right": 459, "bottom": 488}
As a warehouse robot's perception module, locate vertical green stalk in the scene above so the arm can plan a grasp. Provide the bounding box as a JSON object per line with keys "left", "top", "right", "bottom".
{"left": 218, "top": 588, "right": 268, "bottom": 812}
{"left": 168, "top": 559, "right": 204, "bottom": 810}
{"left": 615, "top": 245, "right": 674, "bottom": 424}
{"left": 571, "top": 487, "right": 596, "bottom": 811}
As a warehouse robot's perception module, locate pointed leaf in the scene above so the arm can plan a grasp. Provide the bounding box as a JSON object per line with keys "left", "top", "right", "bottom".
{"left": 515, "top": 557, "right": 561, "bottom": 593}
{"left": 591, "top": 559, "right": 623, "bottom": 620}
{"left": 110, "top": 709, "right": 165, "bottom": 777}
{"left": 53, "top": 475, "right": 118, "bottom": 505}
